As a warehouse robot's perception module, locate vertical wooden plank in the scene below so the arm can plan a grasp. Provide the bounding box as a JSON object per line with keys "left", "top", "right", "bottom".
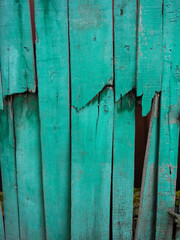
{"left": 137, "top": 0, "right": 162, "bottom": 116}
{"left": 156, "top": 0, "right": 180, "bottom": 238}
{"left": 71, "top": 87, "right": 114, "bottom": 239}
{"left": 69, "top": 0, "right": 113, "bottom": 109}
{"left": 112, "top": 93, "right": 135, "bottom": 239}
{"left": 113, "top": 1, "right": 136, "bottom": 236}
{"left": 0, "top": 0, "right": 35, "bottom": 97}
{"left": 0, "top": 99, "right": 20, "bottom": 240}
{"left": 135, "top": 93, "right": 160, "bottom": 240}
{"left": 114, "top": 0, "right": 137, "bottom": 101}
{"left": 13, "top": 94, "right": 45, "bottom": 240}
{"left": 34, "top": 0, "right": 70, "bottom": 239}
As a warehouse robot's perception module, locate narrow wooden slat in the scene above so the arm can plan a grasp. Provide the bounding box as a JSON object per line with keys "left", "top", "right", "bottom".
{"left": 156, "top": 1, "right": 180, "bottom": 238}
{"left": 34, "top": 0, "right": 70, "bottom": 239}
{"left": 137, "top": 0, "right": 162, "bottom": 116}
{"left": 71, "top": 87, "right": 114, "bottom": 239}
{"left": 13, "top": 94, "right": 45, "bottom": 240}
{"left": 0, "top": 99, "right": 20, "bottom": 240}
{"left": 114, "top": 0, "right": 137, "bottom": 101}
{"left": 135, "top": 93, "right": 160, "bottom": 240}
{"left": 112, "top": 93, "right": 135, "bottom": 239}
{"left": 69, "top": 0, "right": 113, "bottom": 109}
{"left": 0, "top": 0, "right": 35, "bottom": 98}
{"left": 113, "top": 1, "right": 136, "bottom": 236}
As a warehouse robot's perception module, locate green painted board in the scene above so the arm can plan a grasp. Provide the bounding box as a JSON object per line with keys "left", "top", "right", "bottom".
{"left": 69, "top": 0, "right": 113, "bottom": 109}
{"left": 156, "top": 1, "right": 180, "bottom": 238}
{"left": 0, "top": 204, "right": 4, "bottom": 240}
{"left": 0, "top": 0, "right": 35, "bottom": 99}
{"left": 135, "top": 93, "right": 160, "bottom": 240}
{"left": 137, "top": 0, "right": 162, "bottom": 116}
{"left": 34, "top": 0, "right": 70, "bottom": 239}
{"left": 114, "top": 0, "right": 137, "bottom": 101}
{"left": 0, "top": 98, "right": 20, "bottom": 240}
{"left": 71, "top": 87, "right": 114, "bottom": 239}
{"left": 13, "top": 94, "right": 45, "bottom": 240}
{"left": 112, "top": 93, "right": 135, "bottom": 239}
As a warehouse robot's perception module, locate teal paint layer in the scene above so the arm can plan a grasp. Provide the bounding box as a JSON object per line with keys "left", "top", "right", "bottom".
{"left": 114, "top": 0, "right": 137, "bottom": 101}
{"left": 71, "top": 87, "right": 114, "bottom": 239}
{"left": 135, "top": 93, "right": 160, "bottom": 240}
{"left": 13, "top": 94, "right": 45, "bottom": 240}
{"left": 69, "top": 0, "right": 113, "bottom": 109}
{"left": 113, "top": 93, "right": 135, "bottom": 239}
{"left": 0, "top": 0, "right": 35, "bottom": 100}
{"left": 137, "top": 0, "right": 162, "bottom": 116}
{"left": 34, "top": 0, "right": 70, "bottom": 239}
{"left": 0, "top": 99, "right": 20, "bottom": 240}
{"left": 156, "top": 0, "right": 180, "bottom": 238}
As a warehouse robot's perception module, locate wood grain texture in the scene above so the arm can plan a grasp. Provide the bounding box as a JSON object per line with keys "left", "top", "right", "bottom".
{"left": 69, "top": 0, "right": 113, "bottom": 109}
{"left": 112, "top": 93, "right": 135, "bottom": 239}
{"left": 71, "top": 87, "right": 114, "bottom": 239}
{"left": 0, "top": 99, "right": 20, "bottom": 240}
{"left": 13, "top": 94, "right": 45, "bottom": 240}
{"left": 137, "top": 0, "right": 162, "bottom": 116}
{"left": 34, "top": 0, "right": 70, "bottom": 239}
{"left": 156, "top": 1, "right": 180, "bottom": 238}
{"left": 135, "top": 93, "right": 160, "bottom": 240}
{"left": 0, "top": 0, "right": 35, "bottom": 100}
{"left": 114, "top": 0, "right": 137, "bottom": 101}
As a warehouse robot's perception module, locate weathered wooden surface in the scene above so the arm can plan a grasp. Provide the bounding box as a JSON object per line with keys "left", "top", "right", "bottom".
{"left": 0, "top": 99, "right": 20, "bottom": 240}
{"left": 135, "top": 93, "right": 160, "bottom": 240}
{"left": 0, "top": 1, "right": 179, "bottom": 239}
{"left": 156, "top": 0, "right": 180, "bottom": 238}
{"left": 71, "top": 87, "right": 114, "bottom": 239}
{"left": 13, "top": 94, "right": 45, "bottom": 240}
{"left": 0, "top": 0, "right": 35, "bottom": 105}
{"left": 69, "top": 0, "right": 113, "bottom": 109}
{"left": 114, "top": 0, "right": 137, "bottom": 101}
{"left": 137, "top": 0, "right": 162, "bottom": 116}
{"left": 113, "top": 93, "right": 135, "bottom": 239}
{"left": 34, "top": 0, "right": 70, "bottom": 239}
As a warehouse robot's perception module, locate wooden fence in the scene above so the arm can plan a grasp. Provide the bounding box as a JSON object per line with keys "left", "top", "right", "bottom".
{"left": 0, "top": 0, "right": 180, "bottom": 239}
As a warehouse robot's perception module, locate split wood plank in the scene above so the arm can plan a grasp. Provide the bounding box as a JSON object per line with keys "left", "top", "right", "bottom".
{"left": 71, "top": 87, "right": 114, "bottom": 239}
{"left": 69, "top": 0, "right": 113, "bottom": 109}
{"left": 135, "top": 93, "right": 160, "bottom": 240}
{"left": 0, "top": 0, "right": 35, "bottom": 101}
{"left": 34, "top": 0, "right": 70, "bottom": 239}
{"left": 13, "top": 94, "right": 45, "bottom": 240}
{"left": 137, "top": 0, "right": 162, "bottom": 116}
{"left": 156, "top": 0, "right": 180, "bottom": 238}
{"left": 114, "top": 0, "right": 137, "bottom": 101}
{"left": 113, "top": 93, "right": 135, "bottom": 239}
{"left": 0, "top": 99, "right": 20, "bottom": 240}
